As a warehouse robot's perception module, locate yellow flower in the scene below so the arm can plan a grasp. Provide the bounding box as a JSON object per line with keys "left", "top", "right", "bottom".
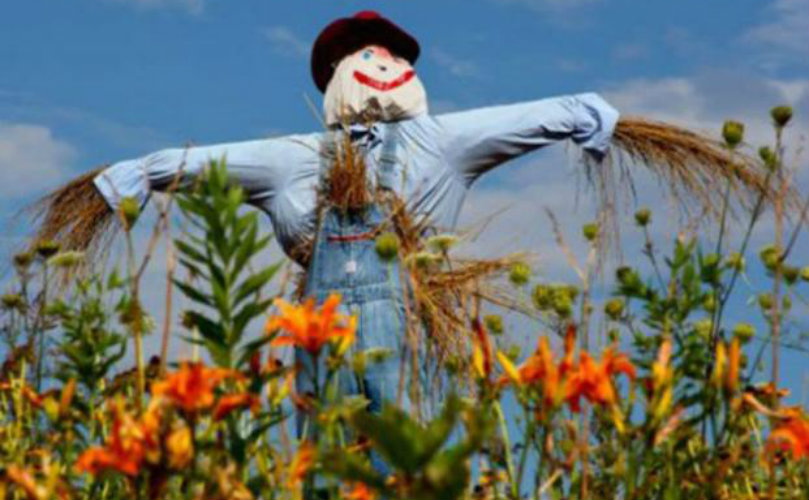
{"left": 166, "top": 426, "right": 193, "bottom": 469}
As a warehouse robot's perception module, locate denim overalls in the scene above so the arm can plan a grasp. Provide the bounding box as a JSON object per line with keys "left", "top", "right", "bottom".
{"left": 295, "top": 125, "right": 413, "bottom": 479}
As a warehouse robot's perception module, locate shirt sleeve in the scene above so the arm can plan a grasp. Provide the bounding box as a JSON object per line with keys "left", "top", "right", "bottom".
{"left": 434, "top": 93, "right": 619, "bottom": 185}
{"left": 93, "top": 133, "right": 322, "bottom": 212}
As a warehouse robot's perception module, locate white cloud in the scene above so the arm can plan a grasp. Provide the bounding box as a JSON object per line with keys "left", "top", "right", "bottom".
{"left": 0, "top": 122, "right": 77, "bottom": 198}
{"left": 262, "top": 26, "right": 310, "bottom": 59}
{"left": 603, "top": 73, "right": 809, "bottom": 148}
{"left": 746, "top": 0, "right": 809, "bottom": 56}
{"left": 430, "top": 49, "right": 480, "bottom": 78}
{"left": 105, "top": 0, "right": 204, "bottom": 15}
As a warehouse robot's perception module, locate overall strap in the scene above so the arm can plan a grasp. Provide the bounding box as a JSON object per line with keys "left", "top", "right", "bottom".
{"left": 377, "top": 123, "right": 400, "bottom": 191}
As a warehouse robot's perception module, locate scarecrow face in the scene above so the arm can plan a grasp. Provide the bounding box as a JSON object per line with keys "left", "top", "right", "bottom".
{"left": 323, "top": 44, "right": 428, "bottom": 126}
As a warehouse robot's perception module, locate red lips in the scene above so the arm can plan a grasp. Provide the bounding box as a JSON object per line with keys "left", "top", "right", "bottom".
{"left": 353, "top": 70, "right": 416, "bottom": 91}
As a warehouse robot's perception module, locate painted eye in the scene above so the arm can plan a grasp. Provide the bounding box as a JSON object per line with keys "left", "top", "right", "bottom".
{"left": 363, "top": 50, "right": 373, "bottom": 60}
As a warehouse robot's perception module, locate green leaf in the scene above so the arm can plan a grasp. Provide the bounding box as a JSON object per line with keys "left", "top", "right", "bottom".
{"left": 173, "top": 280, "right": 213, "bottom": 307}
{"left": 233, "top": 262, "right": 283, "bottom": 306}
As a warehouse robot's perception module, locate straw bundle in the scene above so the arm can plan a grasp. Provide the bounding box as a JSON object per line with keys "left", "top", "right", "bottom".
{"left": 609, "top": 117, "right": 774, "bottom": 214}
{"left": 27, "top": 166, "right": 116, "bottom": 262}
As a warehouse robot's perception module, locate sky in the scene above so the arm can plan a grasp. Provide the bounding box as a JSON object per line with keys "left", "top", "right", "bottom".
{"left": 2, "top": 0, "right": 809, "bottom": 400}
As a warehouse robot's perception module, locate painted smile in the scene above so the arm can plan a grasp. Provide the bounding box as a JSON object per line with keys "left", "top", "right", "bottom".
{"left": 353, "top": 70, "right": 416, "bottom": 91}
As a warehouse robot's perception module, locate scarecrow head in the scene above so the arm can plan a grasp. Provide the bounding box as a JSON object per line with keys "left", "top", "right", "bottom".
{"left": 312, "top": 11, "right": 428, "bottom": 126}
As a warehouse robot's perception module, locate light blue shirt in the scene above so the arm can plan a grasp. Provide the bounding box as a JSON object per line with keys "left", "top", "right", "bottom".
{"left": 94, "top": 93, "right": 619, "bottom": 263}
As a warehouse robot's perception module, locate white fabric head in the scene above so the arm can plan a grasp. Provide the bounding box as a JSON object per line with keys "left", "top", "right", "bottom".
{"left": 323, "top": 45, "right": 428, "bottom": 126}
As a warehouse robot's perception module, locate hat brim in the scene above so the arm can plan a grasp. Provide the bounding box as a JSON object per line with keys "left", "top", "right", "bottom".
{"left": 311, "top": 16, "right": 420, "bottom": 93}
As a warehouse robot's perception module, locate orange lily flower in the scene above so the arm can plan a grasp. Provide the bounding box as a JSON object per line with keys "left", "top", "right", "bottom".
{"left": 213, "top": 392, "right": 261, "bottom": 421}
{"left": 267, "top": 294, "right": 357, "bottom": 356}
{"left": 76, "top": 401, "right": 149, "bottom": 476}
{"left": 768, "top": 411, "right": 809, "bottom": 460}
{"left": 565, "top": 348, "right": 635, "bottom": 412}
{"left": 151, "top": 362, "right": 241, "bottom": 416}
{"left": 344, "top": 481, "right": 377, "bottom": 500}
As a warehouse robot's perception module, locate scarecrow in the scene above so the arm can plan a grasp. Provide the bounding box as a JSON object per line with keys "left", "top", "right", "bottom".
{"left": 33, "top": 12, "right": 770, "bottom": 423}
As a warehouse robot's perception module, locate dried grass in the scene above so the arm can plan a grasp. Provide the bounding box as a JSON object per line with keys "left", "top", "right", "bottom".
{"left": 322, "top": 133, "right": 372, "bottom": 213}
{"left": 26, "top": 166, "right": 117, "bottom": 263}
{"left": 608, "top": 117, "right": 776, "bottom": 214}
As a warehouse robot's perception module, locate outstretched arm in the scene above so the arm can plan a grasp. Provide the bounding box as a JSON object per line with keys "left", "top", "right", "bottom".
{"left": 93, "top": 133, "right": 321, "bottom": 212}
{"left": 435, "top": 93, "right": 619, "bottom": 185}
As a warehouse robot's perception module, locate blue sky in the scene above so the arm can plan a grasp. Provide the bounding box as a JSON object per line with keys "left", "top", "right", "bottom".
{"left": 2, "top": 0, "right": 809, "bottom": 399}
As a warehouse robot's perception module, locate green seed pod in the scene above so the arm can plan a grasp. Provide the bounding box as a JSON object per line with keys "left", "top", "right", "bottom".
{"left": 726, "top": 252, "right": 745, "bottom": 272}
{"left": 375, "top": 232, "right": 400, "bottom": 261}
{"left": 634, "top": 208, "right": 651, "bottom": 227}
{"left": 13, "top": 252, "right": 34, "bottom": 270}
{"left": 506, "top": 344, "right": 522, "bottom": 361}
{"left": 758, "top": 293, "right": 774, "bottom": 311}
{"left": 563, "top": 285, "right": 580, "bottom": 301}
{"left": 35, "top": 240, "right": 60, "bottom": 259}
{"left": 770, "top": 106, "right": 793, "bottom": 128}
{"left": 533, "top": 284, "right": 552, "bottom": 311}
{"left": 732, "top": 323, "right": 755, "bottom": 344}
{"left": 702, "top": 294, "right": 717, "bottom": 313}
{"left": 801, "top": 267, "right": 809, "bottom": 282}
{"left": 759, "top": 146, "right": 777, "bottom": 171}
{"left": 484, "top": 314, "right": 504, "bottom": 336}
{"left": 551, "top": 293, "right": 573, "bottom": 318}
{"left": 783, "top": 295, "right": 792, "bottom": 311}
{"left": 47, "top": 251, "right": 85, "bottom": 269}
{"left": 783, "top": 265, "right": 800, "bottom": 286}
{"left": 406, "top": 251, "right": 441, "bottom": 270}
{"left": 759, "top": 245, "right": 780, "bottom": 272}
{"left": 722, "top": 120, "right": 745, "bottom": 148}
{"left": 119, "top": 196, "right": 141, "bottom": 231}
{"left": 509, "top": 262, "right": 531, "bottom": 287}
{"left": 1, "top": 293, "right": 24, "bottom": 310}
{"left": 694, "top": 319, "right": 713, "bottom": 342}
{"left": 604, "top": 298, "right": 625, "bottom": 321}
{"left": 426, "top": 234, "right": 458, "bottom": 253}
{"left": 582, "top": 222, "right": 599, "bottom": 242}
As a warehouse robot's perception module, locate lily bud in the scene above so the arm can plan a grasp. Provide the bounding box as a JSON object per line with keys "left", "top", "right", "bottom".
{"left": 722, "top": 120, "right": 744, "bottom": 148}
